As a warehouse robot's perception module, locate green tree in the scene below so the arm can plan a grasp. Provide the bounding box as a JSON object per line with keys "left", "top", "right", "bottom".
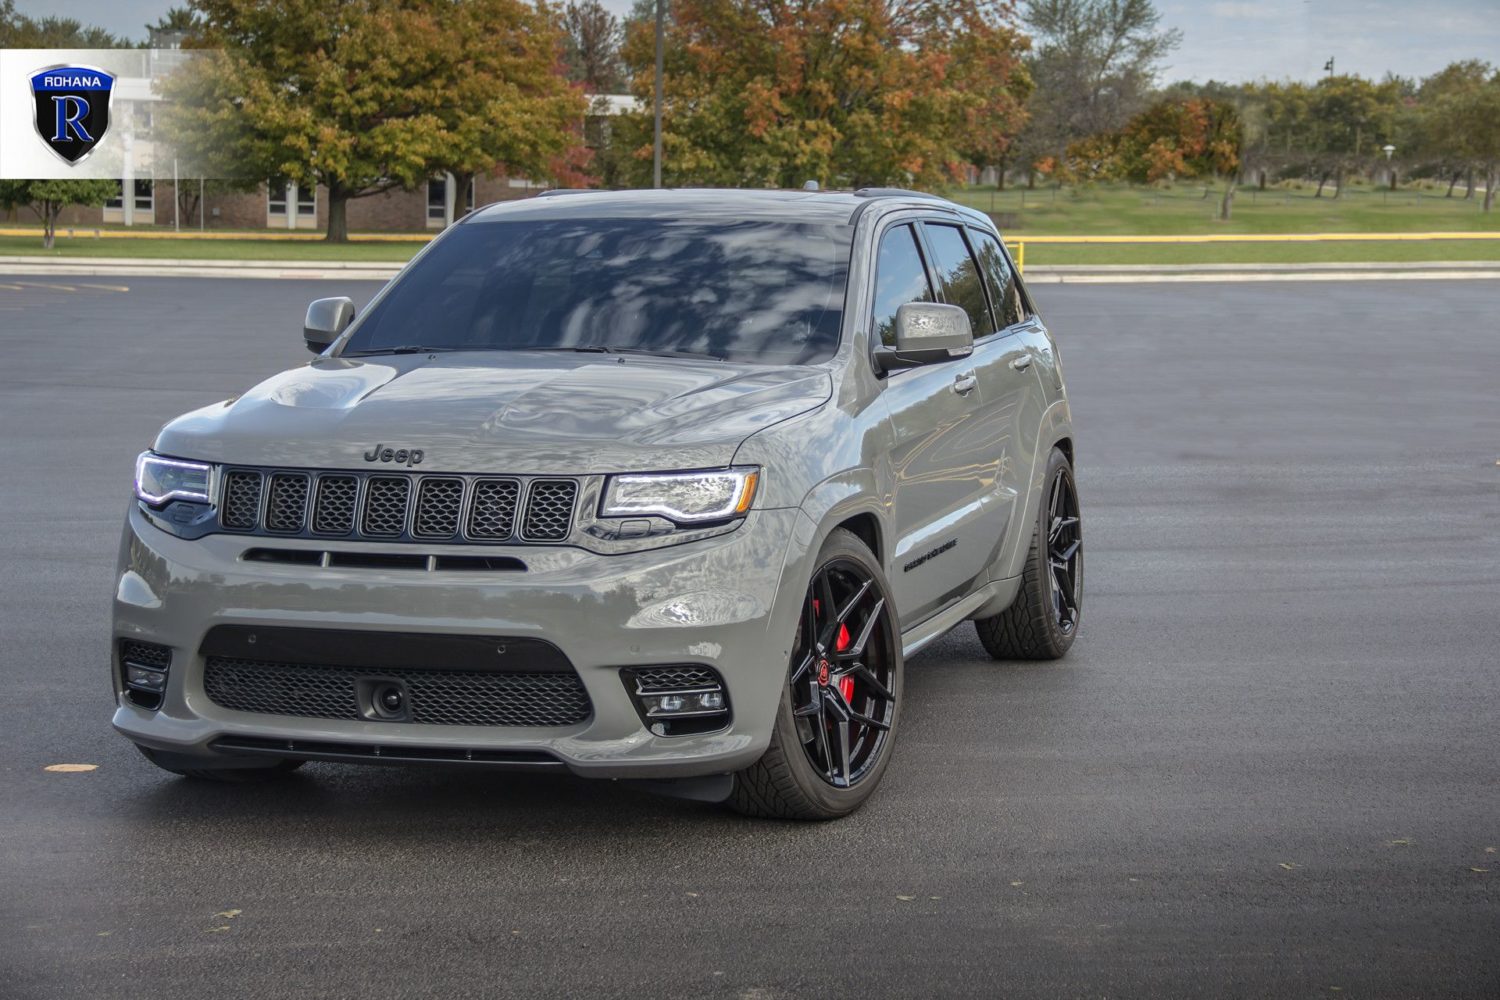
{"left": 1426, "top": 73, "right": 1500, "bottom": 212}
{"left": 1015, "top": 0, "right": 1181, "bottom": 183}
{"left": 614, "top": 0, "right": 1031, "bottom": 190}
{"left": 0, "top": 179, "right": 119, "bottom": 248}
{"left": 167, "top": 0, "right": 585, "bottom": 241}
{"left": 563, "top": 0, "right": 625, "bottom": 92}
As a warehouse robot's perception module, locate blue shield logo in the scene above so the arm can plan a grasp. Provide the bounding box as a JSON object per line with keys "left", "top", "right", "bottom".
{"left": 31, "top": 65, "right": 115, "bottom": 165}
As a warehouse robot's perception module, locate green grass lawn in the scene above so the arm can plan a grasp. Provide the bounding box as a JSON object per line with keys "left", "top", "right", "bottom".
{"left": 4, "top": 182, "right": 1499, "bottom": 267}
{"left": 954, "top": 181, "right": 1500, "bottom": 236}
{"left": 0, "top": 234, "right": 419, "bottom": 261}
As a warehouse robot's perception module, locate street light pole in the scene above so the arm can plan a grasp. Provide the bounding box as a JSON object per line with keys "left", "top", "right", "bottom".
{"left": 652, "top": 0, "right": 665, "bottom": 189}
{"left": 1382, "top": 144, "right": 1397, "bottom": 191}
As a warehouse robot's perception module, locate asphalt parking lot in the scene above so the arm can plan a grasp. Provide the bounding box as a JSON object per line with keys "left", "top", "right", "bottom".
{"left": 1, "top": 274, "right": 1496, "bottom": 999}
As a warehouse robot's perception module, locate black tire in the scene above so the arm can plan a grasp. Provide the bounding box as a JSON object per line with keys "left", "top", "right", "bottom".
{"left": 729, "top": 528, "right": 902, "bottom": 821}
{"left": 135, "top": 744, "right": 305, "bottom": 783}
{"left": 974, "top": 446, "right": 1082, "bottom": 661}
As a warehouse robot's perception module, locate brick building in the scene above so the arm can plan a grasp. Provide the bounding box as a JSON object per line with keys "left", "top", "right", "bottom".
{"left": 40, "top": 37, "right": 632, "bottom": 234}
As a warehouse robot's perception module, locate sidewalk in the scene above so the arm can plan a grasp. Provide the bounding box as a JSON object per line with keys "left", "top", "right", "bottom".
{"left": 5, "top": 255, "right": 1500, "bottom": 284}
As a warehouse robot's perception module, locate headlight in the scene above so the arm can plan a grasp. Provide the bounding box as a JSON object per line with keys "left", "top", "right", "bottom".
{"left": 601, "top": 467, "right": 760, "bottom": 523}
{"left": 134, "top": 452, "right": 213, "bottom": 505}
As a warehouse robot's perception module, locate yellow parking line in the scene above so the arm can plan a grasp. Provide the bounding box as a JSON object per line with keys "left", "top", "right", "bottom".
{"left": 1009, "top": 231, "right": 1500, "bottom": 244}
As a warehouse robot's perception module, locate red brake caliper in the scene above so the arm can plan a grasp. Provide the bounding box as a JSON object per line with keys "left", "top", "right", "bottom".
{"left": 835, "top": 623, "right": 854, "bottom": 702}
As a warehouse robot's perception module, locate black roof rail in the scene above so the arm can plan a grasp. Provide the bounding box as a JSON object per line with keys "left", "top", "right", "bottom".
{"left": 533, "top": 188, "right": 597, "bottom": 197}
{"left": 852, "top": 187, "right": 950, "bottom": 201}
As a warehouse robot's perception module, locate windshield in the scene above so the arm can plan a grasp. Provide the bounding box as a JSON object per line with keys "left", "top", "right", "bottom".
{"left": 342, "top": 218, "right": 853, "bottom": 365}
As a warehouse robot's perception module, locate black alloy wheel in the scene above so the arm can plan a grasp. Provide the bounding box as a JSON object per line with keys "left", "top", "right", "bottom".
{"left": 1046, "top": 467, "right": 1082, "bottom": 634}
{"left": 787, "top": 558, "right": 898, "bottom": 789}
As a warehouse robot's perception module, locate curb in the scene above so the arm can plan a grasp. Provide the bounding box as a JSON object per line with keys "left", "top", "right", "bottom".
{"left": 3, "top": 256, "right": 1500, "bottom": 284}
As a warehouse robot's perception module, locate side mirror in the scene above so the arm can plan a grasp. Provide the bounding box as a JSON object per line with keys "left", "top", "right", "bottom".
{"left": 304, "top": 296, "right": 356, "bottom": 354}
{"left": 875, "top": 302, "right": 974, "bottom": 373}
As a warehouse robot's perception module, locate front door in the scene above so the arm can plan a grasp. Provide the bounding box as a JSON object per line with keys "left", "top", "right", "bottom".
{"left": 872, "top": 222, "right": 997, "bottom": 628}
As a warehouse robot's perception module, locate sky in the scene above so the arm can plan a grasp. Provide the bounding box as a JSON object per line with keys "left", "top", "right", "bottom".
{"left": 29, "top": 0, "right": 1500, "bottom": 86}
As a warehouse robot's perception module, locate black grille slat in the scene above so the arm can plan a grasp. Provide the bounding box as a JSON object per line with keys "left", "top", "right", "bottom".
{"left": 203, "top": 656, "right": 592, "bottom": 728}
{"left": 312, "top": 475, "right": 358, "bottom": 535}
{"left": 221, "top": 471, "right": 263, "bottom": 530}
{"left": 413, "top": 478, "right": 464, "bottom": 538}
{"left": 522, "top": 480, "right": 577, "bottom": 541}
{"left": 362, "top": 476, "right": 411, "bottom": 537}
{"left": 467, "top": 479, "right": 520, "bottom": 540}
{"left": 265, "top": 473, "right": 310, "bottom": 533}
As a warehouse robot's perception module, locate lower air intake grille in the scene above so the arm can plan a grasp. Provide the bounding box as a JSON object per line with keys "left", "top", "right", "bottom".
{"left": 631, "top": 664, "right": 723, "bottom": 693}
{"left": 203, "top": 656, "right": 593, "bottom": 728}
{"left": 120, "top": 639, "right": 172, "bottom": 669}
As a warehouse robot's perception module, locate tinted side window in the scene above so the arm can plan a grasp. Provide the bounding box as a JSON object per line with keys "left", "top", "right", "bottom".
{"left": 871, "top": 224, "right": 934, "bottom": 349}
{"left": 924, "top": 223, "right": 996, "bottom": 338}
{"left": 970, "top": 229, "right": 1024, "bottom": 329}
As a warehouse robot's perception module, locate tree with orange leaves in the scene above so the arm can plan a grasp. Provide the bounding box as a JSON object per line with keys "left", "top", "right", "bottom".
{"left": 613, "top": 0, "right": 1031, "bottom": 189}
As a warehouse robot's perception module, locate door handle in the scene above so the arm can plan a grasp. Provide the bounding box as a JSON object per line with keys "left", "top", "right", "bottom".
{"left": 952, "top": 371, "right": 978, "bottom": 395}
{"left": 1010, "top": 354, "right": 1033, "bottom": 371}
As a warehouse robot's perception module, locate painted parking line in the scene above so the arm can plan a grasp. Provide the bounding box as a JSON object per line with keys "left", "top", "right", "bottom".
{"left": 0, "top": 281, "right": 129, "bottom": 293}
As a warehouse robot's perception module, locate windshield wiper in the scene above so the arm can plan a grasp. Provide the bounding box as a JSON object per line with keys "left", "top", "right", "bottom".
{"left": 609, "top": 347, "right": 725, "bottom": 361}
{"left": 347, "top": 345, "right": 461, "bottom": 356}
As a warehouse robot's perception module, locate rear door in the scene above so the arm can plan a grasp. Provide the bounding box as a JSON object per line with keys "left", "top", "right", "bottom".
{"left": 872, "top": 221, "right": 995, "bottom": 627}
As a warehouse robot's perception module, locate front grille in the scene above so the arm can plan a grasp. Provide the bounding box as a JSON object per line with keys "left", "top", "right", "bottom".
{"left": 361, "top": 476, "right": 411, "bottom": 536}
{"left": 312, "top": 475, "right": 358, "bottom": 534}
{"left": 522, "top": 480, "right": 578, "bottom": 541}
{"left": 216, "top": 466, "right": 579, "bottom": 545}
{"left": 265, "top": 473, "right": 310, "bottom": 533}
{"left": 203, "top": 656, "right": 593, "bottom": 728}
{"left": 467, "top": 479, "right": 521, "bottom": 539}
{"left": 413, "top": 478, "right": 464, "bottom": 538}
{"left": 221, "top": 471, "right": 263, "bottom": 530}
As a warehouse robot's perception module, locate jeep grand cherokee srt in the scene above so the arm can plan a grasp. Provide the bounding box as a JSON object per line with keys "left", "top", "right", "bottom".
{"left": 114, "top": 188, "right": 1082, "bottom": 820}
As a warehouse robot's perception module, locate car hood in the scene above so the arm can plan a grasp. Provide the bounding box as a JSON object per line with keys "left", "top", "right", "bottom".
{"left": 153, "top": 351, "right": 832, "bottom": 474}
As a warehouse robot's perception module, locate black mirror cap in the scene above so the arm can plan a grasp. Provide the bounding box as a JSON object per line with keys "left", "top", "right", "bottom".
{"left": 304, "top": 297, "right": 356, "bottom": 354}
{"left": 873, "top": 341, "right": 975, "bottom": 374}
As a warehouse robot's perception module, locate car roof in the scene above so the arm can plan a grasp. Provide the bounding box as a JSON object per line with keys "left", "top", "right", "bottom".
{"left": 466, "top": 187, "right": 990, "bottom": 228}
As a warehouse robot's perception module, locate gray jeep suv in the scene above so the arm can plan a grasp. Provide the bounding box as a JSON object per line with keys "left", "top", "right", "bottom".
{"left": 114, "top": 188, "right": 1081, "bottom": 819}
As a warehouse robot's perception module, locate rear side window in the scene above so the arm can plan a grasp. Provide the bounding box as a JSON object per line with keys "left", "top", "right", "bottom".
{"left": 871, "top": 224, "right": 934, "bottom": 348}
{"left": 923, "top": 223, "right": 996, "bottom": 338}
{"left": 969, "top": 229, "right": 1025, "bottom": 329}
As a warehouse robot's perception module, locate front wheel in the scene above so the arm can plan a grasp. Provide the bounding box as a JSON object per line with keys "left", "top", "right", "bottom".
{"left": 729, "top": 528, "right": 902, "bottom": 820}
{"left": 974, "top": 446, "right": 1082, "bottom": 660}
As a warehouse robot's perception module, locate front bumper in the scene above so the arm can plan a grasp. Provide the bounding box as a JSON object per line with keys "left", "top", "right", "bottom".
{"left": 112, "top": 504, "right": 816, "bottom": 779}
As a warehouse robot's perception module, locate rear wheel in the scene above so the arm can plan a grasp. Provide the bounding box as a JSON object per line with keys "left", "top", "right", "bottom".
{"left": 729, "top": 529, "right": 901, "bottom": 820}
{"left": 974, "top": 446, "right": 1081, "bottom": 660}
{"left": 135, "top": 744, "right": 305, "bottom": 783}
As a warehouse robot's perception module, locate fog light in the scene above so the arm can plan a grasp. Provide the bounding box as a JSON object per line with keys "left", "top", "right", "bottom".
{"left": 623, "top": 665, "right": 732, "bottom": 737}
{"left": 126, "top": 664, "right": 167, "bottom": 692}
